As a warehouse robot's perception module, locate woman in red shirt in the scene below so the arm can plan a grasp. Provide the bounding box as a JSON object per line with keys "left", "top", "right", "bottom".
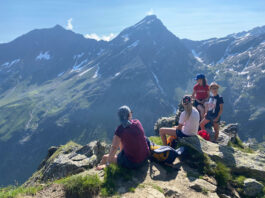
{"left": 96, "top": 106, "right": 150, "bottom": 170}
{"left": 192, "top": 74, "right": 209, "bottom": 120}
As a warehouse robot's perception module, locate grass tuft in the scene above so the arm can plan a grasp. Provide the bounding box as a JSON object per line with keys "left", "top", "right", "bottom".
{"left": 101, "top": 164, "right": 132, "bottom": 196}
{"left": 148, "top": 136, "right": 163, "bottom": 145}
{"left": 0, "top": 185, "right": 43, "bottom": 198}
{"left": 150, "top": 183, "right": 164, "bottom": 194}
{"left": 57, "top": 174, "right": 102, "bottom": 198}
{"left": 129, "top": 187, "right": 135, "bottom": 193}
{"left": 228, "top": 136, "right": 254, "bottom": 153}
{"left": 214, "top": 161, "right": 231, "bottom": 187}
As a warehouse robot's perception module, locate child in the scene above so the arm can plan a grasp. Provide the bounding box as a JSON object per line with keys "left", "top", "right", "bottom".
{"left": 200, "top": 82, "right": 224, "bottom": 143}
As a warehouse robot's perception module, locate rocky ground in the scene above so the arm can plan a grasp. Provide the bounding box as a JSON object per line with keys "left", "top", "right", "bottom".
{"left": 1, "top": 115, "right": 265, "bottom": 198}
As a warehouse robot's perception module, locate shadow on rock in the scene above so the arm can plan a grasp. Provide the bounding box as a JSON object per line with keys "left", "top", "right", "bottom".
{"left": 149, "top": 161, "right": 180, "bottom": 181}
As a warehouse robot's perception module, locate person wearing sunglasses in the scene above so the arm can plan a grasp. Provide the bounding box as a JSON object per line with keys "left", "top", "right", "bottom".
{"left": 200, "top": 82, "right": 224, "bottom": 143}
{"left": 159, "top": 95, "right": 200, "bottom": 146}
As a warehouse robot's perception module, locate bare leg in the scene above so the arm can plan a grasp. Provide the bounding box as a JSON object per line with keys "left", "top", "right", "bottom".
{"left": 159, "top": 127, "right": 178, "bottom": 146}
{"left": 213, "top": 122, "right": 219, "bottom": 142}
{"left": 200, "top": 118, "right": 210, "bottom": 131}
{"left": 197, "top": 105, "right": 205, "bottom": 121}
{"left": 99, "top": 154, "right": 109, "bottom": 165}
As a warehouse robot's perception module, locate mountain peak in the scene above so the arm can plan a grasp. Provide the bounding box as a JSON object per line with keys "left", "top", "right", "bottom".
{"left": 133, "top": 14, "right": 159, "bottom": 27}
{"left": 143, "top": 14, "right": 157, "bottom": 20}
{"left": 52, "top": 24, "right": 65, "bottom": 30}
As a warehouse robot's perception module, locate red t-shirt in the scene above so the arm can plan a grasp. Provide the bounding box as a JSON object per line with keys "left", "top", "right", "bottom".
{"left": 115, "top": 119, "right": 150, "bottom": 163}
{"left": 193, "top": 83, "right": 209, "bottom": 100}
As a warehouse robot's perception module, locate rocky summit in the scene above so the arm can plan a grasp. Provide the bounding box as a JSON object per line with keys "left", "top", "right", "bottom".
{"left": 1, "top": 117, "right": 264, "bottom": 198}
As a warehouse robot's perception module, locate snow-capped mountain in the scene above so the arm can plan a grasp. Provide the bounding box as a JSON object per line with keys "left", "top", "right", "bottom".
{"left": 0, "top": 15, "right": 264, "bottom": 186}
{"left": 182, "top": 25, "right": 265, "bottom": 140}
{"left": 0, "top": 15, "right": 196, "bottom": 186}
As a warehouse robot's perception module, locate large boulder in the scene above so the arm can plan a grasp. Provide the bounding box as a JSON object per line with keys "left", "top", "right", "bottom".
{"left": 154, "top": 116, "right": 177, "bottom": 135}
{"left": 179, "top": 136, "right": 265, "bottom": 181}
{"left": 24, "top": 141, "right": 110, "bottom": 186}
{"left": 217, "top": 123, "right": 239, "bottom": 146}
{"left": 154, "top": 104, "right": 184, "bottom": 135}
{"left": 243, "top": 178, "right": 264, "bottom": 197}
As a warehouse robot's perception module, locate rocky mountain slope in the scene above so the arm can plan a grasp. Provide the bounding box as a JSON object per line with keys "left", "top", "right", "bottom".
{"left": 181, "top": 26, "right": 265, "bottom": 140}
{"left": 1, "top": 118, "right": 264, "bottom": 198}
{"left": 0, "top": 15, "right": 264, "bottom": 186}
{"left": 0, "top": 15, "right": 196, "bottom": 186}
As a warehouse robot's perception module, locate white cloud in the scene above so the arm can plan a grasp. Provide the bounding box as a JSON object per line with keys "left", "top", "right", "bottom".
{"left": 146, "top": 8, "right": 154, "bottom": 16}
{"left": 66, "top": 18, "right": 73, "bottom": 30}
{"left": 84, "top": 33, "right": 116, "bottom": 41}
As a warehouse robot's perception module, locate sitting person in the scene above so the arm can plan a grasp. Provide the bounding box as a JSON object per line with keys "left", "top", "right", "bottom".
{"left": 96, "top": 105, "right": 150, "bottom": 170}
{"left": 192, "top": 74, "right": 209, "bottom": 120}
{"left": 200, "top": 82, "right": 224, "bottom": 142}
{"left": 159, "top": 95, "right": 200, "bottom": 146}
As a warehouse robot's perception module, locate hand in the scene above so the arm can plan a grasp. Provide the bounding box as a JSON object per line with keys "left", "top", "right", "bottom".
{"left": 213, "top": 117, "right": 219, "bottom": 123}
{"left": 96, "top": 164, "right": 106, "bottom": 170}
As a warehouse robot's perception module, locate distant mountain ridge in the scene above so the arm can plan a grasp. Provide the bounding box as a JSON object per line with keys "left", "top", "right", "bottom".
{"left": 0, "top": 15, "right": 264, "bottom": 186}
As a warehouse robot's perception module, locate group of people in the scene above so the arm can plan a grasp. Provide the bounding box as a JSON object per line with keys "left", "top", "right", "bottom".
{"left": 96, "top": 74, "right": 224, "bottom": 170}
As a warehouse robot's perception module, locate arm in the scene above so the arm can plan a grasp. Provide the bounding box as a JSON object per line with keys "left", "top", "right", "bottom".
{"left": 107, "top": 135, "right": 121, "bottom": 164}
{"left": 204, "top": 104, "right": 209, "bottom": 116}
{"left": 176, "top": 124, "right": 183, "bottom": 131}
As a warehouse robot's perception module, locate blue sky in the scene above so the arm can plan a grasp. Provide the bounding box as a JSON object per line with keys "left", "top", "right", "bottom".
{"left": 1, "top": 0, "right": 265, "bottom": 43}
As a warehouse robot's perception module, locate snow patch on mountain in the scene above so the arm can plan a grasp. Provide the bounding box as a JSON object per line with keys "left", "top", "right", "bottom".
{"left": 127, "top": 40, "right": 139, "bottom": 48}
{"left": 36, "top": 51, "right": 50, "bottom": 61}
{"left": 71, "top": 59, "right": 88, "bottom": 72}
{"left": 119, "top": 40, "right": 140, "bottom": 55}
{"left": 57, "top": 71, "right": 65, "bottom": 77}
{"left": 78, "top": 66, "right": 95, "bottom": 77}
{"left": 73, "top": 52, "right": 84, "bottom": 60}
{"left": 93, "top": 66, "right": 100, "bottom": 78}
{"left": 191, "top": 49, "right": 203, "bottom": 63}
{"left": 114, "top": 72, "right": 120, "bottom": 77}
{"left": 151, "top": 71, "right": 165, "bottom": 95}
{"left": 1, "top": 59, "right": 20, "bottom": 68}
{"left": 97, "top": 48, "right": 105, "bottom": 56}
{"left": 238, "top": 71, "right": 249, "bottom": 75}
{"left": 121, "top": 34, "right": 130, "bottom": 42}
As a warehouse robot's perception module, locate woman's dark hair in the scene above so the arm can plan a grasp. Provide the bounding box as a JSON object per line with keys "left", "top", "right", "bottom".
{"left": 202, "top": 78, "right": 207, "bottom": 87}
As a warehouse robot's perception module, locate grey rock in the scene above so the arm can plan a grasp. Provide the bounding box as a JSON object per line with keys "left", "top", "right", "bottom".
{"left": 243, "top": 178, "right": 264, "bottom": 197}
{"left": 154, "top": 116, "right": 177, "bottom": 135}
{"left": 218, "top": 194, "right": 231, "bottom": 198}
{"left": 190, "top": 179, "right": 217, "bottom": 192}
{"left": 24, "top": 141, "right": 110, "bottom": 186}
{"left": 179, "top": 136, "right": 265, "bottom": 181}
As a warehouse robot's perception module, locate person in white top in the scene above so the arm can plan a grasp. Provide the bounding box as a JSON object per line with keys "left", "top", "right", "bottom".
{"left": 159, "top": 95, "right": 200, "bottom": 146}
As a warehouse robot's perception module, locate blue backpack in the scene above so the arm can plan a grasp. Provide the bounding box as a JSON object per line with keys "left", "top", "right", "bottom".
{"left": 146, "top": 138, "right": 185, "bottom": 164}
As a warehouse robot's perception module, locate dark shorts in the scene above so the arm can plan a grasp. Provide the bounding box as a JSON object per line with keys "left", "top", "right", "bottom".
{"left": 193, "top": 100, "right": 204, "bottom": 108}
{"left": 205, "top": 114, "right": 221, "bottom": 124}
{"left": 176, "top": 129, "right": 189, "bottom": 138}
{"left": 117, "top": 150, "right": 147, "bottom": 169}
